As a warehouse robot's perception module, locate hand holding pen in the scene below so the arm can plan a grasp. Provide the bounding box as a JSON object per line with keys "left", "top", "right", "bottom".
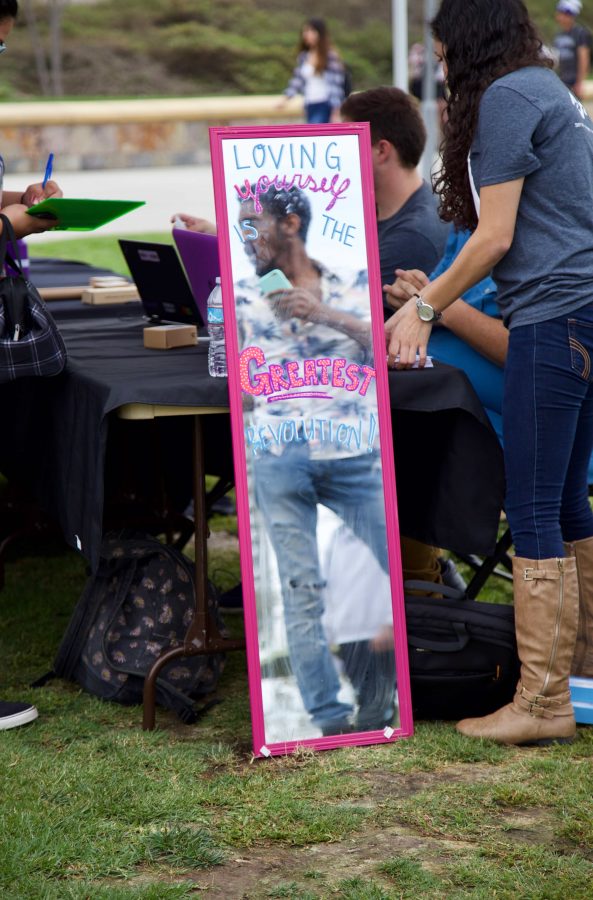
{"left": 20, "top": 153, "right": 63, "bottom": 207}
{"left": 42, "top": 152, "right": 54, "bottom": 189}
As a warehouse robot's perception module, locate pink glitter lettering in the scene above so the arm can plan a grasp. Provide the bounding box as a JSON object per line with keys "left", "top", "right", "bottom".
{"left": 331, "top": 358, "right": 346, "bottom": 388}
{"left": 238, "top": 347, "right": 376, "bottom": 401}
{"left": 233, "top": 171, "right": 350, "bottom": 213}
{"left": 303, "top": 359, "right": 318, "bottom": 386}
{"left": 286, "top": 361, "right": 305, "bottom": 388}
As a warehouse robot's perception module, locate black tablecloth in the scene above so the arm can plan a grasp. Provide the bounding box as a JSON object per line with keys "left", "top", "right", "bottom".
{"left": 0, "top": 308, "right": 504, "bottom": 571}
{"left": 30, "top": 256, "right": 127, "bottom": 288}
{"left": 389, "top": 369, "right": 504, "bottom": 556}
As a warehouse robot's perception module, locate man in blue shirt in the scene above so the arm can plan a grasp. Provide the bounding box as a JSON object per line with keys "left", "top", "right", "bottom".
{"left": 389, "top": 230, "right": 505, "bottom": 443}
{"left": 341, "top": 87, "right": 498, "bottom": 588}
{"left": 340, "top": 88, "right": 506, "bottom": 441}
{"left": 341, "top": 87, "right": 450, "bottom": 319}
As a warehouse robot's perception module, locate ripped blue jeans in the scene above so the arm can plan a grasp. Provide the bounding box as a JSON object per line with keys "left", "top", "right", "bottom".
{"left": 503, "top": 303, "right": 593, "bottom": 559}
{"left": 255, "top": 443, "right": 389, "bottom": 731}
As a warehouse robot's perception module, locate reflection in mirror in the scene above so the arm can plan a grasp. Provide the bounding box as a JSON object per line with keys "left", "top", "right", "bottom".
{"left": 257, "top": 506, "right": 397, "bottom": 743}
{"left": 211, "top": 126, "right": 411, "bottom": 754}
{"left": 236, "top": 182, "right": 395, "bottom": 743}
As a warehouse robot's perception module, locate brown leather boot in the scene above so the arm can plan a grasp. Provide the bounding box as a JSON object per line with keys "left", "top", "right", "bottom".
{"left": 456, "top": 555, "right": 579, "bottom": 745}
{"left": 564, "top": 536, "right": 593, "bottom": 678}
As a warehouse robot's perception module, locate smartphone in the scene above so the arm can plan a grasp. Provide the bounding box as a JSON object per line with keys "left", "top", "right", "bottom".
{"left": 259, "top": 268, "right": 292, "bottom": 295}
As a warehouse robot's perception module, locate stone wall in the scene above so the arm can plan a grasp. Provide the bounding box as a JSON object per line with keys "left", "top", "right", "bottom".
{"left": 0, "top": 96, "right": 304, "bottom": 173}
{"left": 2, "top": 88, "right": 592, "bottom": 174}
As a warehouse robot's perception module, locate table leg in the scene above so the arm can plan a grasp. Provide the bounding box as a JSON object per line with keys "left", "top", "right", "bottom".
{"left": 142, "top": 645, "right": 195, "bottom": 730}
{"left": 190, "top": 414, "right": 243, "bottom": 652}
{"left": 142, "top": 413, "right": 243, "bottom": 731}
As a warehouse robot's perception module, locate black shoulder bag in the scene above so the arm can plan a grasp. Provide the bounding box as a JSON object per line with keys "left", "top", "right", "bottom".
{"left": 0, "top": 212, "right": 66, "bottom": 382}
{"left": 405, "top": 580, "right": 520, "bottom": 720}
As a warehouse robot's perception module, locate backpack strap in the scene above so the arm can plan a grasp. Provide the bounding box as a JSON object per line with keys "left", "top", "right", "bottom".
{"left": 154, "top": 679, "right": 222, "bottom": 724}
{"left": 404, "top": 579, "right": 467, "bottom": 601}
{"left": 0, "top": 213, "right": 12, "bottom": 272}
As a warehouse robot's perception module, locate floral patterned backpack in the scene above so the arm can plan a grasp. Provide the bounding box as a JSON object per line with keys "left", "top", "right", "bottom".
{"left": 39, "top": 533, "right": 226, "bottom": 723}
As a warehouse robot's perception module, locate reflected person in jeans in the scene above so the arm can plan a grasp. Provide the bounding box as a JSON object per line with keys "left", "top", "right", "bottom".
{"left": 235, "top": 185, "right": 396, "bottom": 736}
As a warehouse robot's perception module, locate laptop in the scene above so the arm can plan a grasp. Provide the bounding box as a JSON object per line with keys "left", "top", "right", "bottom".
{"left": 173, "top": 228, "right": 220, "bottom": 325}
{"left": 118, "top": 239, "right": 204, "bottom": 327}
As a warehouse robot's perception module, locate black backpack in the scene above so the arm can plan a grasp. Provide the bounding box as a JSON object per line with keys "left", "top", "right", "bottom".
{"left": 404, "top": 581, "right": 520, "bottom": 720}
{"left": 37, "top": 532, "right": 226, "bottom": 723}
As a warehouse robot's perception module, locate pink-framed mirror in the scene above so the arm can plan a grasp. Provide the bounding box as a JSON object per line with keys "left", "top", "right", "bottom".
{"left": 209, "top": 123, "right": 413, "bottom": 756}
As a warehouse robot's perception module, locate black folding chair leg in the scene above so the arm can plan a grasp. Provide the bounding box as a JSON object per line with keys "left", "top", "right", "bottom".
{"left": 456, "top": 526, "right": 514, "bottom": 600}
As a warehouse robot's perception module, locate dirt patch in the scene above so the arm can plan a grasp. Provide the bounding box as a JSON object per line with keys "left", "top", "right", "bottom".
{"left": 183, "top": 765, "right": 559, "bottom": 897}
{"left": 97, "top": 764, "right": 571, "bottom": 897}
{"left": 497, "top": 807, "right": 558, "bottom": 846}
{"left": 190, "top": 825, "right": 463, "bottom": 897}
{"left": 354, "top": 763, "right": 502, "bottom": 803}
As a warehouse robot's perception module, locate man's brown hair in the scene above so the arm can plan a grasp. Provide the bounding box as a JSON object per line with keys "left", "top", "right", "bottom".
{"left": 341, "top": 86, "right": 426, "bottom": 169}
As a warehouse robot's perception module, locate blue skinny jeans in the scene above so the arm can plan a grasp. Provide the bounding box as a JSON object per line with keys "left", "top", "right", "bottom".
{"left": 503, "top": 304, "right": 593, "bottom": 559}
{"left": 254, "top": 443, "right": 389, "bottom": 732}
{"left": 305, "top": 101, "right": 332, "bottom": 123}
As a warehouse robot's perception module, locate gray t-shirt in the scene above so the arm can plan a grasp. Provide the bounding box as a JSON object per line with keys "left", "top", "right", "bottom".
{"left": 469, "top": 66, "right": 593, "bottom": 329}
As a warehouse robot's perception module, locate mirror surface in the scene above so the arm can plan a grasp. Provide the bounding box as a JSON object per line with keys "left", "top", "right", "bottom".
{"left": 213, "top": 128, "right": 408, "bottom": 751}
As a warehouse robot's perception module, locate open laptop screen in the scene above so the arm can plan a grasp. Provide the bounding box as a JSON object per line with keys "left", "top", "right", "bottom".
{"left": 119, "top": 239, "right": 204, "bottom": 327}
{"left": 173, "top": 228, "right": 220, "bottom": 325}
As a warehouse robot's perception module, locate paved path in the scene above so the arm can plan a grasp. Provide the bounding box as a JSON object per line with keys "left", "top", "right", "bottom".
{"left": 11, "top": 165, "right": 216, "bottom": 246}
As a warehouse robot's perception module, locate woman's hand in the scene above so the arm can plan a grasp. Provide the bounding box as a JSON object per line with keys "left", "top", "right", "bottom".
{"left": 385, "top": 297, "right": 433, "bottom": 368}
{"left": 1, "top": 203, "right": 59, "bottom": 238}
{"left": 21, "top": 180, "right": 63, "bottom": 207}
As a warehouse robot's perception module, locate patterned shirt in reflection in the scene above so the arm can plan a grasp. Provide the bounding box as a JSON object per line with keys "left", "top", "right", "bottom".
{"left": 235, "top": 264, "right": 379, "bottom": 460}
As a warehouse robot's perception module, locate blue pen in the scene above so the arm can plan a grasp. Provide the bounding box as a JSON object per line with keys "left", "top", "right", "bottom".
{"left": 42, "top": 152, "right": 54, "bottom": 189}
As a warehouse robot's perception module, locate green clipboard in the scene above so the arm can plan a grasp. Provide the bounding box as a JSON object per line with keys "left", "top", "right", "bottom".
{"left": 26, "top": 197, "right": 146, "bottom": 231}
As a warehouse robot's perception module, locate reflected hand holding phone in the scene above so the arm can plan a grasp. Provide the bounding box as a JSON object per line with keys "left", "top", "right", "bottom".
{"left": 259, "top": 268, "right": 292, "bottom": 295}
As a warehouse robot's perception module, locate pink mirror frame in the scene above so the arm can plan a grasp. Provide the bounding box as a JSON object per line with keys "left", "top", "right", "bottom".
{"left": 209, "top": 122, "right": 413, "bottom": 756}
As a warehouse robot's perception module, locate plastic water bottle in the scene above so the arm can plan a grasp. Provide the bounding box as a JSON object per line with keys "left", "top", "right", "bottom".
{"left": 207, "top": 277, "right": 227, "bottom": 377}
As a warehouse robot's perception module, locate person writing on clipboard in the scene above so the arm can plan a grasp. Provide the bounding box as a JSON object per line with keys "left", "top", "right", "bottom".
{"left": 0, "top": 0, "right": 63, "bottom": 734}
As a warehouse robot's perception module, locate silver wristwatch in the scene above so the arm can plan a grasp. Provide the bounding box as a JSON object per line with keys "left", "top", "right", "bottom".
{"left": 414, "top": 294, "right": 442, "bottom": 323}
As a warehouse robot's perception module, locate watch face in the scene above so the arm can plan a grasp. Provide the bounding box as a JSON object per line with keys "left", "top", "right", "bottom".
{"left": 417, "top": 302, "right": 434, "bottom": 322}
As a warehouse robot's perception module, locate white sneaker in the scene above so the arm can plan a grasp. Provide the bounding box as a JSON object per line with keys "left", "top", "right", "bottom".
{"left": 0, "top": 700, "right": 39, "bottom": 730}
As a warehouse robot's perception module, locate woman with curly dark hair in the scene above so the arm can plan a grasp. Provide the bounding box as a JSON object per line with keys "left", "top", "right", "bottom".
{"left": 386, "top": 0, "right": 593, "bottom": 746}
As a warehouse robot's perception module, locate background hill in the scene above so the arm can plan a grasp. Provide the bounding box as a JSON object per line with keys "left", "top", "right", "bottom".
{"left": 0, "top": 0, "right": 587, "bottom": 100}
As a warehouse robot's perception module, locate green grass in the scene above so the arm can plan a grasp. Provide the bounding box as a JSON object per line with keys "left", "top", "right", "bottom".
{"left": 2, "top": 236, "right": 593, "bottom": 897}
{"left": 29, "top": 231, "right": 174, "bottom": 278}
{"left": 1, "top": 0, "right": 584, "bottom": 102}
